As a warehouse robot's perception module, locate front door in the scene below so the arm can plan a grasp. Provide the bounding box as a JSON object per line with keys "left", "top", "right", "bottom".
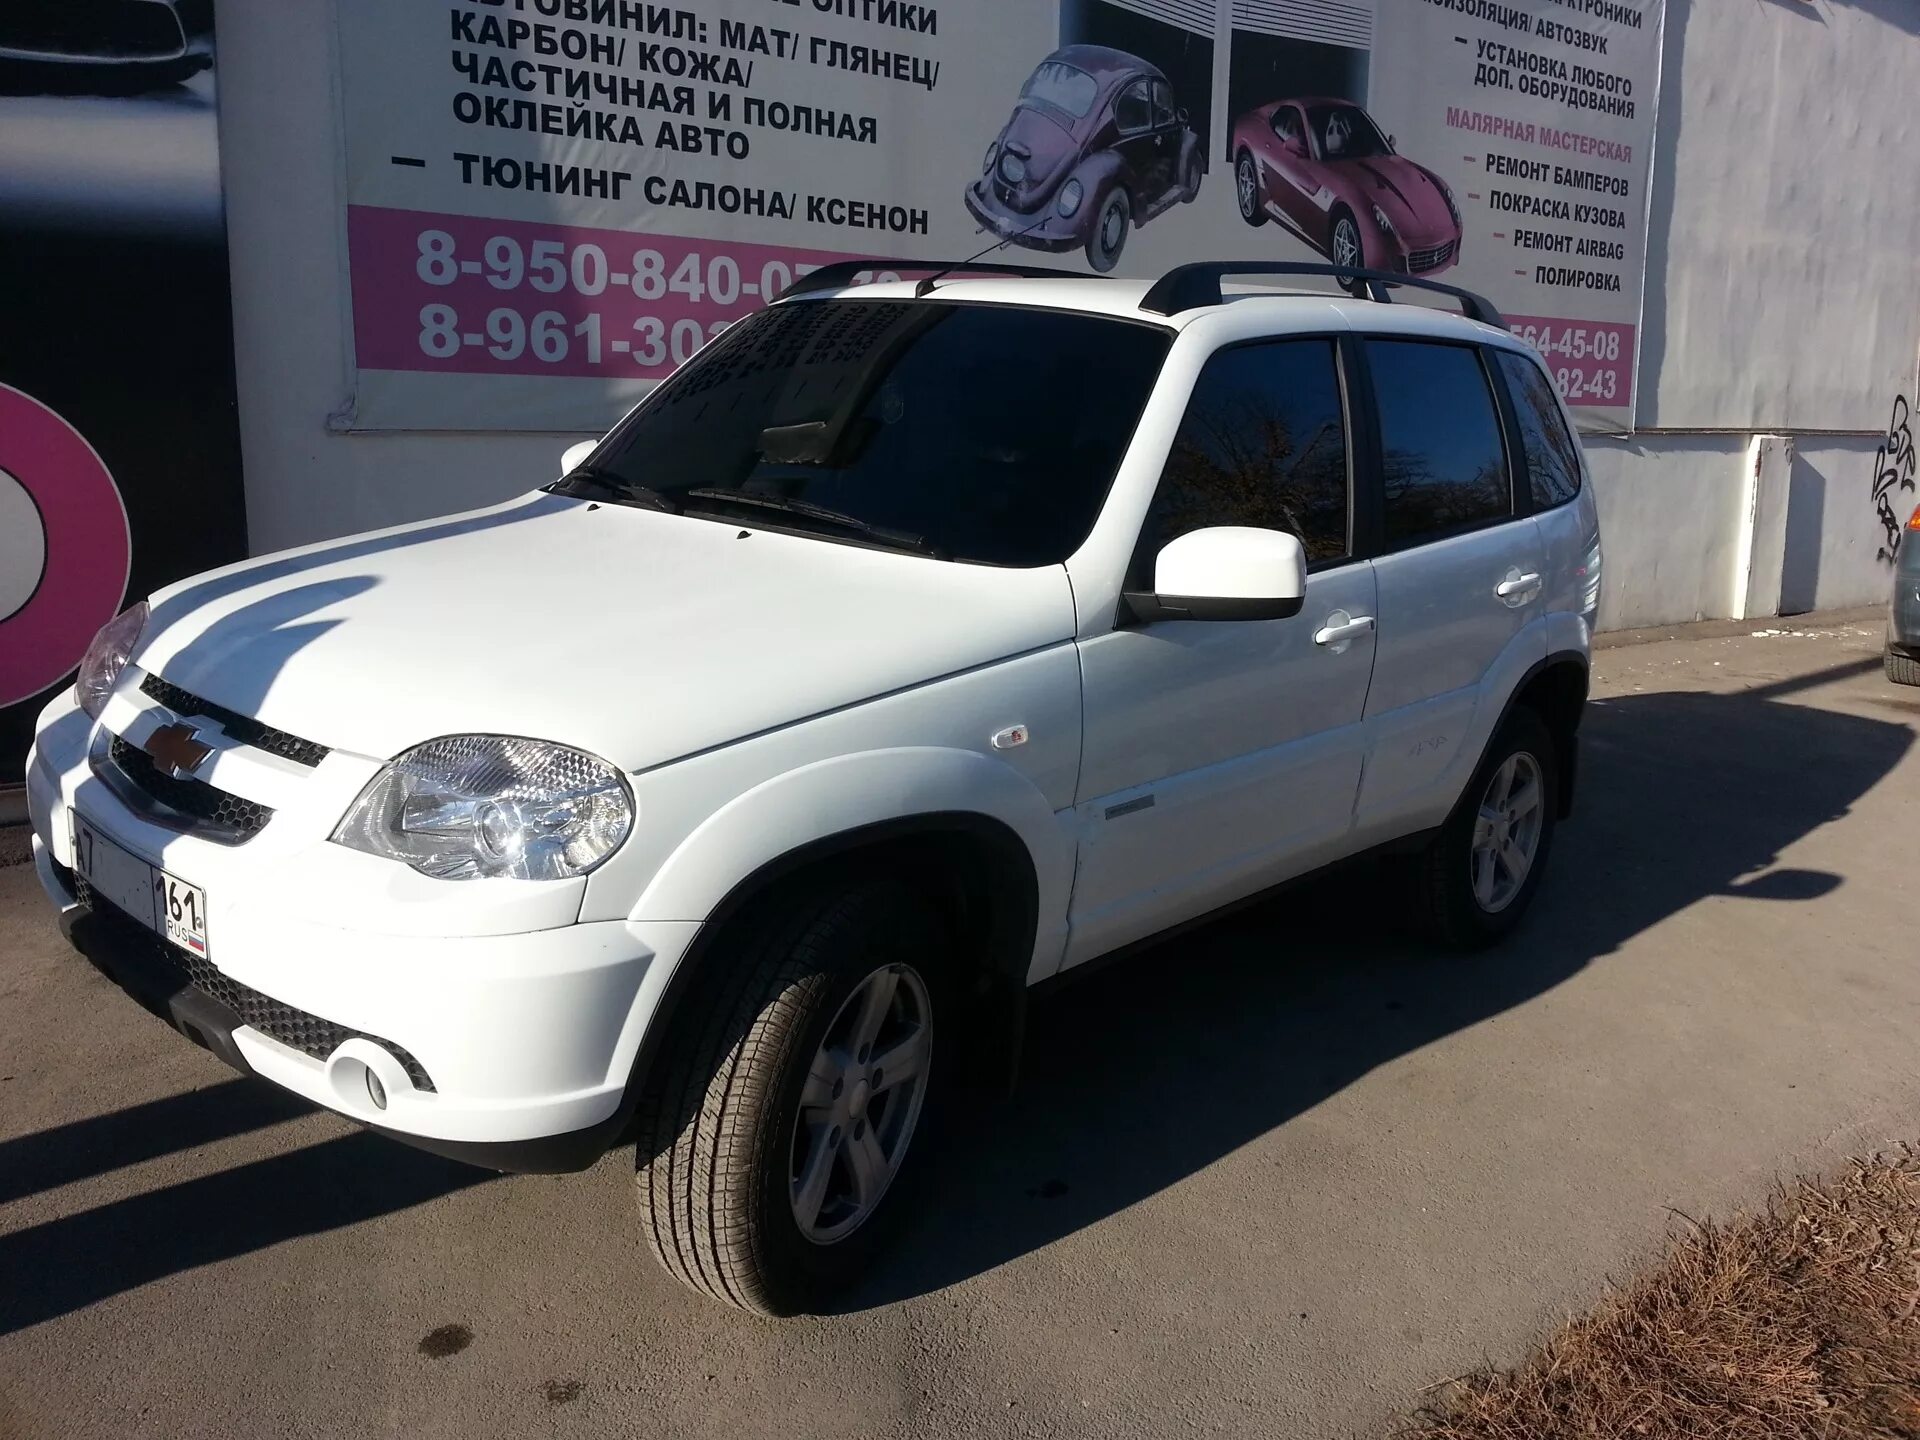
{"left": 1112, "top": 77, "right": 1171, "bottom": 211}
{"left": 1352, "top": 337, "right": 1549, "bottom": 839}
{"left": 1068, "top": 337, "right": 1377, "bottom": 967}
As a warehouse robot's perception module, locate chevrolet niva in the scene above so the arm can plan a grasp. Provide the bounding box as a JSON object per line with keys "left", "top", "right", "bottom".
{"left": 28, "top": 260, "right": 1600, "bottom": 1315}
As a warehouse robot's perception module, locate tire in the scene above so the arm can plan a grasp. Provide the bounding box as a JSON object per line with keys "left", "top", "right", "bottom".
{"left": 1181, "top": 151, "right": 1203, "bottom": 204}
{"left": 1328, "top": 208, "right": 1367, "bottom": 295}
{"left": 634, "top": 877, "right": 950, "bottom": 1315}
{"left": 1408, "top": 706, "right": 1559, "bottom": 950}
{"left": 1887, "top": 645, "right": 1920, "bottom": 686}
{"left": 1085, "top": 188, "right": 1130, "bottom": 273}
{"left": 1234, "top": 150, "right": 1266, "bottom": 227}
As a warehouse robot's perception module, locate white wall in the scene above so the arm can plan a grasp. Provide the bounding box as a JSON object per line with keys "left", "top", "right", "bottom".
{"left": 214, "top": 0, "right": 1920, "bottom": 625}
{"left": 1585, "top": 436, "right": 1745, "bottom": 630}
{"left": 215, "top": 0, "right": 584, "bottom": 557}
{"left": 1637, "top": 0, "right": 1919, "bottom": 432}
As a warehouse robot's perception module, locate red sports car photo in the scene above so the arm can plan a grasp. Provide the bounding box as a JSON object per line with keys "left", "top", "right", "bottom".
{"left": 1231, "top": 97, "right": 1462, "bottom": 278}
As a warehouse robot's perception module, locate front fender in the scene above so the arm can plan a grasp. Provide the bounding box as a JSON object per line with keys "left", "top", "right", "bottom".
{"left": 631, "top": 746, "right": 1074, "bottom": 983}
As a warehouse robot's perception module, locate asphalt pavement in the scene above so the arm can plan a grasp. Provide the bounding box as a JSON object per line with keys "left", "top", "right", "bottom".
{"left": 3, "top": 608, "right": 1915, "bottom": 1439}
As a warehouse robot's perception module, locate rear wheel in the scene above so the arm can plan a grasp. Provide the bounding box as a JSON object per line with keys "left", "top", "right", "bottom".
{"left": 1887, "top": 645, "right": 1920, "bottom": 686}
{"left": 634, "top": 877, "right": 948, "bottom": 1315}
{"left": 1235, "top": 150, "right": 1265, "bottom": 226}
{"left": 1085, "top": 188, "right": 1130, "bottom": 272}
{"left": 1408, "top": 707, "right": 1558, "bottom": 949}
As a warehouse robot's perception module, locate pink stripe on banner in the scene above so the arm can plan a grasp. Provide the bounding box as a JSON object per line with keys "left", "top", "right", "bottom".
{"left": 347, "top": 206, "right": 903, "bottom": 380}
{"left": 1504, "top": 313, "right": 1635, "bottom": 412}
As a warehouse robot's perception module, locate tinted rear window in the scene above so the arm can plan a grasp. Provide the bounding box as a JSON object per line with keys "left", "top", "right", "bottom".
{"left": 1367, "top": 339, "right": 1512, "bottom": 548}
{"left": 588, "top": 299, "right": 1172, "bottom": 566}
{"left": 1496, "top": 350, "right": 1584, "bottom": 508}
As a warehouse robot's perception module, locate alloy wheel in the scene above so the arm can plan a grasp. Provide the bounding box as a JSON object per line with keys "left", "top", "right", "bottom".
{"left": 1469, "top": 751, "right": 1545, "bottom": 913}
{"left": 1332, "top": 216, "right": 1361, "bottom": 268}
{"left": 1236, "top": 157, "right": 1257, "bottom": 218}
{"left": 788, "top": 962, "right": 933, "bottom": 1244}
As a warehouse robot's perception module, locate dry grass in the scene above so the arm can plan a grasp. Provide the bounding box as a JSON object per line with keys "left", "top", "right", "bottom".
{"left": 1399, "top": 1150, "right": 1920, "bottom": 1440}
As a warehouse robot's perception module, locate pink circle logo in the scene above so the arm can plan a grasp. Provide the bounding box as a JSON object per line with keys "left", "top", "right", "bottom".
{"left": 0, "top": 384, "right": 131, "bottom": 708}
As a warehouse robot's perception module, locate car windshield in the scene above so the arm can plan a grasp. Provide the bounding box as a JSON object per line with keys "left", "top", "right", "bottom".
{"left": 574, "top": 299, "right": 1172, "bottom": 567}
{"left": 1021, "top": 61, "right": 1098, "bottom": 119}
{"left": 1309, "top": 103, "right": 1392, "bottom": 160}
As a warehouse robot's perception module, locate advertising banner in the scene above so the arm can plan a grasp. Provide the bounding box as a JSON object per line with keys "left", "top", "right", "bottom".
{"left": 338, "top": 0, "right": 1664, "bottom": 434}
{"left": 0, "top": 2, "right": 248, "bottom": 784}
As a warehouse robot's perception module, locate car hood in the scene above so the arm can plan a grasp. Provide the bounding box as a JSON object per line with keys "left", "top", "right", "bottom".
{"left": 1345, "top": 157, "right": 1455, "bottom": 237}
{"left": 133, "top": 492, "right": 1078, "bottom": 771}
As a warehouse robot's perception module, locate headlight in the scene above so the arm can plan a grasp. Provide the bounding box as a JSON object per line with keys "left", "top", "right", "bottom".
{"left": 1371, "top": 204, "right": 1395, "bottom": 236}
{"left": 332, "top": 734, "right": 633, "bottom": 882}
{"left": 1057, "top": 178, "right": 1083, "bottom": 218}
{"left": 1439, "top": 181, "right": 1461, "bottom": 226}
{"left": 74, "top": 601, "right": 147, "bottom": 720}
{"left": 998, "top": 151, "right": 1027, "bottom": 185}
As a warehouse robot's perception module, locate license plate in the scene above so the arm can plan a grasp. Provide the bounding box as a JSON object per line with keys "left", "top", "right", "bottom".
{"left": 70, "top": 811, "right": 210, "bottom": 960}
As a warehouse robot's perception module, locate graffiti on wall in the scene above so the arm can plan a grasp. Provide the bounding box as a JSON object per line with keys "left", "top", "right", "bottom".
{"left": 1873, "top": 394, "right": 1915, "bottom": 562}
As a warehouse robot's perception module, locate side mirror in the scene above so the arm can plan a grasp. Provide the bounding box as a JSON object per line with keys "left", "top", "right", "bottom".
{"left": 1124, "top": 527, "right": 1306, "bottom": 623}
{"left": 1176, "top": 106, "right": 1190, "bottom": 126}
{"left": 1387, "top": 133, "right": 1397, "bottom": 150}
{"left": 560, "top": 438, "right": 598, "bottom": 475}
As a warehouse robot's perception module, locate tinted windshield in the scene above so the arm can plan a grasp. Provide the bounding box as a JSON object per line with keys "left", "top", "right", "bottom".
{"left": 1021, "top": 61, "right": 1098, "bottom": 118}
{"left": 581, "top": 299, "right": 1171, "bottom": 566}
{"left": 1310, "top": 103, "right": 1392, "bottom": 160}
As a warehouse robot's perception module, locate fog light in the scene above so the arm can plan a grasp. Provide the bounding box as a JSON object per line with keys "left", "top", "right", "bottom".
{"left": 366, "top": 1069, "right": 388, "bottom": 1110}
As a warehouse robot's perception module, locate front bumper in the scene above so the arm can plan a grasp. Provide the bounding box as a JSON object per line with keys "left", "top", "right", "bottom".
{"left": 28, "top": 683, "right": 699, "bottom": 1172}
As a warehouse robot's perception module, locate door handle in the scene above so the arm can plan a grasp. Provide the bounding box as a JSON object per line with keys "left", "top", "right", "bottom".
{"left": 1313, "top": 614, "right": 1375, "bottom": 648}
{"left": 1495, "top": 573, "right": 1542, "bottom": 602}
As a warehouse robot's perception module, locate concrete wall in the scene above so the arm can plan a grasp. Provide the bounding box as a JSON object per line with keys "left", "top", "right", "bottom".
{"left": 214, "top": 0, "right": 1920, "bottom": 625}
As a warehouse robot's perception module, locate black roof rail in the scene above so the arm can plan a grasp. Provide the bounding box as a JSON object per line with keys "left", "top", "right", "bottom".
{"left": 1139, "top": 262, "right": 1506, "bottom": 329}
{"left": 777, "top": 258, "right": 1084, "bottom": 301}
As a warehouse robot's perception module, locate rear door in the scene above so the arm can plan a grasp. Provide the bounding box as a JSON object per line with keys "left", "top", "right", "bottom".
{"left": 1068, "top": 336, "right": 1377, "bottom": 965}
{"left": 1353, "top": 336, "right": 1547, "bottom": 840}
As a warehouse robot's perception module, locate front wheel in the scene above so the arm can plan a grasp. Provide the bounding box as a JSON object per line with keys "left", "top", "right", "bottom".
{"left": 634, "top": 878, "right": 947, "bottom": 1315}
{"left": 1887, "top": 645, "right": 1920, "bottom": 686}
{"left": 1329, "top": 208, "right": 1367, "bottom": 295}
{"left": 1407, "top": 707, "right": 1559, "bottom": 949}
{"left": 1085, "top": 187, "right": 1130, "bottom": 272}
{"left": 1180, "top": 151, "right": 1203, "bottom": 204}
{"left": 1235, "top": 150, "right": 1265, "bottom": 226}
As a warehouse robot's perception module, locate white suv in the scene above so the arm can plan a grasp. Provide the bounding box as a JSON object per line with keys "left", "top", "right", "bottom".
{"left": 27, "top": 261, "right": 1600, "bottom": 1315}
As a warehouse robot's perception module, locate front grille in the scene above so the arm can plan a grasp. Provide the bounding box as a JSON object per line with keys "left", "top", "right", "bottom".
{"left": 66, "top": 866, "right": 436, "bottom": 1092}
{"left": 0, "top": 0, "right": 185, "bottom": 60}
{"left": 107, "top": 733, "right": 273, "bottom": 843}
{"left": 141, "top": 674, "right": 331, "bottom": 768}
{"left": 1407, "top": 240, "right": 1457, "bottom": 274}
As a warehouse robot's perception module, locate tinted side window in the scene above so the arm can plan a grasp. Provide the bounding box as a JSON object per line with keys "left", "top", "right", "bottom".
{"left": 1496, "top": 350, "right": 1583, "bottom": 508}
{"left": 1145, "top": 340, "right": 1350, "bottom": 566}
{"left": 1367, "top": 340, "right": 1511, "bottom": 548}
{"left": 1115, "top": 80, "right": 1151, "bottom": 134}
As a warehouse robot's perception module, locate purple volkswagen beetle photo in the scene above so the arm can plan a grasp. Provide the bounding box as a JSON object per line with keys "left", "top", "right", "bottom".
{"left": 966, "top": 45, "right": 1203, "bottom": 273}
{"left": 1231, "top": 97, "right": 1462, "bottom": 280}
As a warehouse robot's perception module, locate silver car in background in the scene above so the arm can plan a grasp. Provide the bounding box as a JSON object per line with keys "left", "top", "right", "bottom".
{"left": 1888, "top": 511, "right": 1920, "bottom": 685}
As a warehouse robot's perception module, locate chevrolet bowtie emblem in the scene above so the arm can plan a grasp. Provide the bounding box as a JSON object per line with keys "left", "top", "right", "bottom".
{"left": 143, "top": 722, "right": 214, "bottom": 779}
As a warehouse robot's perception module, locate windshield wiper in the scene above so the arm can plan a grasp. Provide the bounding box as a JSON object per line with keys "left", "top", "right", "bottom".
{"left": 681, "top": 487, "right": 944, "bottom": 558}
{"left": 551, "top": 466, "right": 681, "bottom": 514}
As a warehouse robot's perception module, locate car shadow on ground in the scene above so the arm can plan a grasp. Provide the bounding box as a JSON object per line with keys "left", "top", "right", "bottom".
{"left": 843, "top": 674, "right": 1910, "bottom": 1309}
{"left": 0, "top": 669, "right": 1906, "bottom": 1333}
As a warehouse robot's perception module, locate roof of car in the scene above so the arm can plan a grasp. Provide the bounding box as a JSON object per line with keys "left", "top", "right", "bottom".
{"left": 785, "top": 276, "right": 1518, "bottom": 345}
{"left": 1043, "top": 44, "right": 1163, "bottom": 84}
